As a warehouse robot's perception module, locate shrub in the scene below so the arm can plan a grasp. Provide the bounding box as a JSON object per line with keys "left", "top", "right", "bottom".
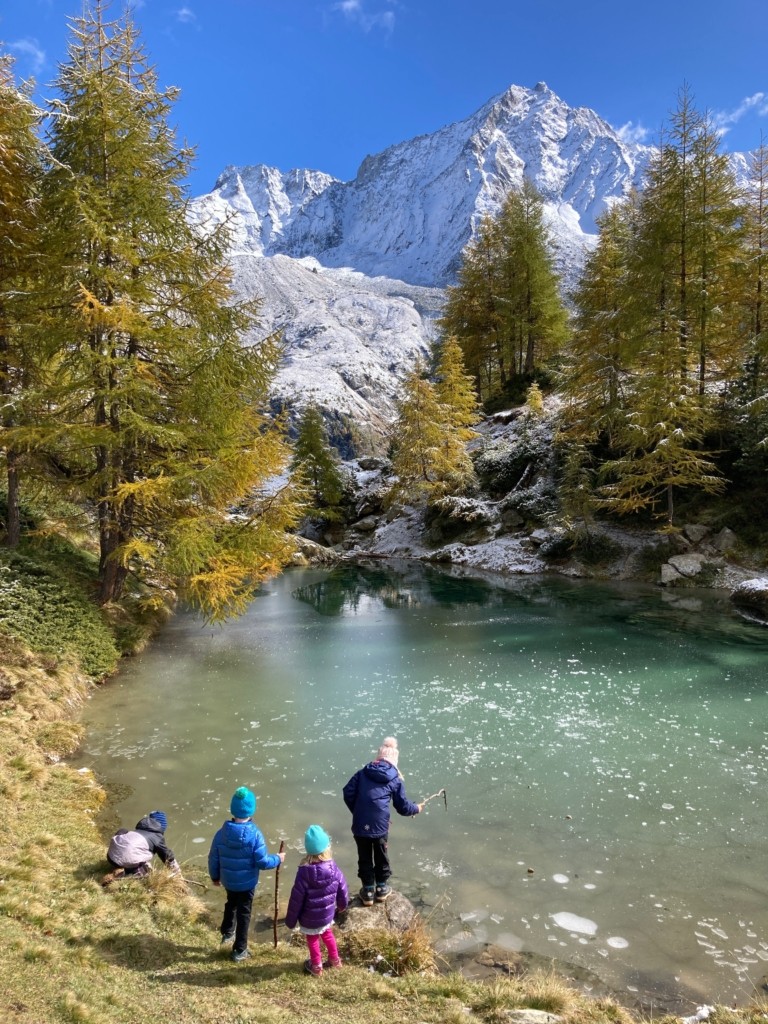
{"left": 0, "top": 552, "right": 119, "bottom": 679}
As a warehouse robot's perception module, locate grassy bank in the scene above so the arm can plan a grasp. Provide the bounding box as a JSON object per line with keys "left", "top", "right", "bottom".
{"left": 1, "top": 537, "right": 766, "bottom": 1024}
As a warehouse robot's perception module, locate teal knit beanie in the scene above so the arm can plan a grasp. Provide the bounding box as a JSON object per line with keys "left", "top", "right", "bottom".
{"left": 230, "top": 786, "right": 256, "bottom": 818}
{"left": 304, "top": 824, "right": 330, "bottom": 856}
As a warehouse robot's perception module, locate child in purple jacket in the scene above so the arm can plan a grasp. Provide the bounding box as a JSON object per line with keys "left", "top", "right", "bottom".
{"left": 284, "top": 825, "right": 349, "bottom": 976}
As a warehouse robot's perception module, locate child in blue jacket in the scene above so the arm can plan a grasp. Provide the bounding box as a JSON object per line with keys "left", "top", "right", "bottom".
{"left": 208, "top": 786, "right": 285, "bottom": 961}
{"left": 342, "top": 737, "right": 422, "bottom": 906}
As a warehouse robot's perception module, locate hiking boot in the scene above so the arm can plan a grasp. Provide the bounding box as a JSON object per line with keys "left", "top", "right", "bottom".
{"left": 374, "top": 883, "right": 392, "bottom": 902}
{"left": 304, "top": 958, "right": 323, "bottom": 976}
{"left": 359, "top": 886, "right": 375, "bottom": 906}
{"left": 220, "top": 931, "right": 235, "bottom": 944}
{"left": 231, "top": 948, "right": 251, "bottom": 962}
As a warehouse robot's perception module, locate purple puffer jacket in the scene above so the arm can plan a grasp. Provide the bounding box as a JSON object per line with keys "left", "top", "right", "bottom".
{"left": 284, "top": 859, "right": 349, "bottom": 931}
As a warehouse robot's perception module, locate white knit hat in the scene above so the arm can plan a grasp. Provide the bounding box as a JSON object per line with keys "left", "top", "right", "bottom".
{"left": 377, "top": 736, "right": 399, "bottom": 767}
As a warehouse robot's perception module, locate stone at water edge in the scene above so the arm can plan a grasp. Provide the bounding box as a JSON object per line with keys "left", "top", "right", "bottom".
{"left": 336, "top": 889, "right": 417, "bottom": 934}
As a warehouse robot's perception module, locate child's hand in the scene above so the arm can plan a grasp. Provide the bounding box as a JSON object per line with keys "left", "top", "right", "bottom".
{"left": 278, "top": 851, "right": 286, "bottom": 864}
{"left": 417, "top": 802, "right": 425, "bottom": 813}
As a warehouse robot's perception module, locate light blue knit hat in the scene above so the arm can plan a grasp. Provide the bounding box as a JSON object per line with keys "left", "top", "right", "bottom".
{"left": 304, "top": 824, "right": 330, "bottom": 855}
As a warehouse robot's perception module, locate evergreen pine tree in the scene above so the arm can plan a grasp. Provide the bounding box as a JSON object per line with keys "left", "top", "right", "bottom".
{"left": 291, "top": 405, "right": 344, "bottom": 519}
{"left": 35, "top": 4, "right": 299, "bottom": 618}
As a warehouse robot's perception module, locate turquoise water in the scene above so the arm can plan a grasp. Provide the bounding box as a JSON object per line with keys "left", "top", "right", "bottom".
{"left": 78, "top": 561, "right": 768, "bottom": 1008}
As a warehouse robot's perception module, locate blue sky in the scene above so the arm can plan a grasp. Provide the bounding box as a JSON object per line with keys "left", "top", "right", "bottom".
{"left": 2, "top": 0, "right": 767, "bottom": 196}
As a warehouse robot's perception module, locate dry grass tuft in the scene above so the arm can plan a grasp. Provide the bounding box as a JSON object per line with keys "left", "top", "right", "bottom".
{"left": 340, "top": 916, "right": 437, "bottom": 976}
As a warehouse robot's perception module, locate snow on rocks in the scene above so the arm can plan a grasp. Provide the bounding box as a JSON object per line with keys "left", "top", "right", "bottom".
{"left": 730, "top": 577, "right": 768, "bottom": 626}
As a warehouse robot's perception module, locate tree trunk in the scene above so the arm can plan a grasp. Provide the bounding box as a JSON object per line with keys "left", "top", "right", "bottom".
{"left": 5, "top": 450, "right": 20, "bottom": 549}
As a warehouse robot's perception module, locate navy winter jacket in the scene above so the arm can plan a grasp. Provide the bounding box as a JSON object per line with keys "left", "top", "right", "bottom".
{"left": 208, "top": 819, "right": 280, "bottom": 892}
{"left": 284, "top": 859, "right": 349, "bottom": 931}
{"left": 343, "top": 759, "right": 420, "bottom": 837}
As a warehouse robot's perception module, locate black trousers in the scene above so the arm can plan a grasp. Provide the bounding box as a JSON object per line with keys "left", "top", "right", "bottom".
{"left": 221, "top": 887, "right": 254, "bottom": 954}
{"left": 354, "top": 834, "right": 390, "bottom": 888}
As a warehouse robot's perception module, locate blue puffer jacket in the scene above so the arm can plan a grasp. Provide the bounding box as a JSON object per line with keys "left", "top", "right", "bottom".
{"left": 343, "top": 759, "right": 420, "bottom": 837}
{"left": 284, "top": 859, "right": 349, "bottom": 931}
{"left": 208, "top": 819, "right": 280, "bottom": 892}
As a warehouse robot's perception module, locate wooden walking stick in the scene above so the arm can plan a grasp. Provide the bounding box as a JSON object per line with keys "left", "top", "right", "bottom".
{"left": 273, "top": 839, "right": 285, "bottom": 948}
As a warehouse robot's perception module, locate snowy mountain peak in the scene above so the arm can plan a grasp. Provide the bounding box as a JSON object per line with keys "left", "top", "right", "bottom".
{"left": 187, "top": 84, "right": 656, "bottom": 441}
{"left": 194, "top": 82, "right": 649, "bottom": 289}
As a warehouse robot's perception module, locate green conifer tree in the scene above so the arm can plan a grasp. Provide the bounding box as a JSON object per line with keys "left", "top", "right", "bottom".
{"left": 741, "top": 138, "right": 768, "bottom": 409}
{"left": 291, "top": 405, "right": 344, "bottom": 519}
{"left": 0, "top": 56, "right": 44, "bottom": 548}
{"left": 440, "top": 180, "right": 567, "bottom": 403}
{"left": 34, "top": 4, "right": 299, "bottom": 618}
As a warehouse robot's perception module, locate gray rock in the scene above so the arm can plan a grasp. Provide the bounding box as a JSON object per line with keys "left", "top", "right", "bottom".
{"left": 713, "top": 527, "right": 738, "bottom": 553}
{"left": 660, "top": 562, "right": 682, "bottom": 586}
{"left": 337, "top": 889, "right": 417, "bottom": 935}
{"left": 353, "top": 515, "right": 380, "bottom": 533}
{"left": 667, "top": 553, "right": 706, "bottom": 577}
{"left": 529, "top": 528, "right": 552, "bottom": 547}
{"left": 358, "top": 456, "right": 389, "bottom": 471}
{"left": 292, "top": 536, "right": 340, "bottom": 567}
{"left": 505, "top": 1013, "right": 563, "bottom": 1024}
{"left": 682, "top": 523, "right": 709, "bottom": 544}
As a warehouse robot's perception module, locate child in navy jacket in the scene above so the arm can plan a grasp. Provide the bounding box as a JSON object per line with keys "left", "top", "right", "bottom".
{"left": 342, "top": 737, "right": 422, "bottom": 906}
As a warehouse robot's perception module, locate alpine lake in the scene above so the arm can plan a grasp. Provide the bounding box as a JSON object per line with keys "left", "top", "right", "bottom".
{"left": 77, "top": 560, "right": 768, "bottom": 1012}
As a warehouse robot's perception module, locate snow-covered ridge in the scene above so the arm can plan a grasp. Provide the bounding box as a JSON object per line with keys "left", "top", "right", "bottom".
{"left": 188, "top": 83, "right": 744, "bottom": 443}
{"left": 192, "top": 82, "right": 652, "bottom": 290}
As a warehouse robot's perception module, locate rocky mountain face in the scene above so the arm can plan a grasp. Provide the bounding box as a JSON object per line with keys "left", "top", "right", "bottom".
{"left": 189, "top": 83, "right": 653, "bottom": 446}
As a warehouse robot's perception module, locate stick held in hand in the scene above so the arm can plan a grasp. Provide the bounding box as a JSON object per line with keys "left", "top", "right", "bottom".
{"left": 273, "top": 839, "right": 285, "bottom": 948}
{"left": 421, "top": 787, "right": 447, "bottom": 809}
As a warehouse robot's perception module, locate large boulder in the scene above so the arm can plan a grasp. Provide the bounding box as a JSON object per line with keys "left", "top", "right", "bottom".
{"left": 731, "top": 578, "right": 768, "bottom": 625}
{"left": 337, "top": 889, "right": 418, "bottom": 935}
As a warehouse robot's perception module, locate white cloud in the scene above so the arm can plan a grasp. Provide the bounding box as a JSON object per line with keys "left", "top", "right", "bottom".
{"left": 332, "top": 0, "right": 396, "bottom": 34}
{"left": 615, "top": 120, "right": 650, "bottom": 145}
{"left": 8, "top": 38, "right": 46, "bottom": 76}
{"left": 713, "top": 92, "right": 768, "bottom": 135}
{"left": 175, "top": 6, "right": 197, "bottom": 24}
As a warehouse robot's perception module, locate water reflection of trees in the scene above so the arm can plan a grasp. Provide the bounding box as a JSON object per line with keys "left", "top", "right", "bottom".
{"left": 291, "top": 560, "right": 502, "bottom": 616}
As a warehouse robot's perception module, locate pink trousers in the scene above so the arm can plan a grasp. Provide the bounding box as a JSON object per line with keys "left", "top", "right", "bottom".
{"left": 306, "top": 927, "right": 340, "bottom": 967}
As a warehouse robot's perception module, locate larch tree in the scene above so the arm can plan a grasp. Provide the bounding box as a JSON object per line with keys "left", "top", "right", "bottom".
{"left": 0, "top": 56, "right": 44, "bottom": 548}
{"left": 291, "top": 404, "right": 344, "bottom": 519}
{"left": 440, "top": 215, "right": 507, "bottom": 399}
{"left": 587, "top": 89, "right": 742, "bottom": 522}
{"left": 389, "top": 361, "right": 475, "bottom": 506}
{"left": 36, "top": 4, "right": 300, "bottom": 619}
{"left": 433, "top": 335, "right": 480, "bottom": 441}
{"left": 741, "top": 138, "right": 768, "bottom": 412}
{"left": 440, "top": 179, "right": 567, "bottom": 403}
